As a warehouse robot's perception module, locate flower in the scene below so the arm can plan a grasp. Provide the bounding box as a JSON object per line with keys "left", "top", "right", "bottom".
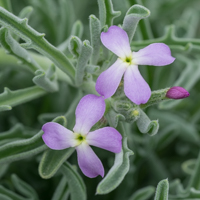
{"left": 166, "top": 86, "right": 190, "bottom": 99}
{"left": 42, "top": 94, "right": 122, "bottom": 178}
{"left": 95, "top": 25, "right": 175, "bottom": 105}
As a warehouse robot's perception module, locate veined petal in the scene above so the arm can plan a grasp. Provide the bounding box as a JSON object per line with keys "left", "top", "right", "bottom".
{"left": 73, "top": 94, "right": 105, "bottom": 135}
{"left": 124, "top": 65, "right": 151, "bottom": 105}
{"left": 87, "top": 127, "right": 122, "bottom": 153}
{"left": 133, "top": 43, "right": 175, "bottom": 66}
{"left": 42, "top": 122, "right": 75, "bottom": 150}
{"left": 101, "top": 25, "right": 131, "bottom": 58}
{"left": 76, "top": 143, "right": 104, "bottom": 178}
{"left": 95, "top": 59, "right": 127, "bottom": 98}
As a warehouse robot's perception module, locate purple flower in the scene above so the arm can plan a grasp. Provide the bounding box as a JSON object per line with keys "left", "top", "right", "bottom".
{"left": 96, "top": 26, "right": 175, "bottom": 105}
{"left": 166, "top": 86, "right": 190, "bottom": 99}
{"left": 42, "top": 94, "right": 122, "bottom": 178}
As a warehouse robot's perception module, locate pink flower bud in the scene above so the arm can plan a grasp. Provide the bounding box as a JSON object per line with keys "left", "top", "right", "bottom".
{"left": 166, "top": 86, "right": 190, "bottom": 99}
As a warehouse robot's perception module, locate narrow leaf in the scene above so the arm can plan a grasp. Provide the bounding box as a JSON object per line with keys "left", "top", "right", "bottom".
{"left": 122, "top": 4, "right": 150, "bottom": 42}
{"left": 33, "top": 64, "right": 59, "bottom": 92}
{"left": 128, "top": 186, "right": 155, "bottom": 200}
{"left": 96, "top": 123, "right": 133, "bottom": 194}
{"left": 61, "top": 162, "right": 86, "bottom": 200}
{"left": 39, "top": 148, "right": 75, "bottom": 179}
{"left": 0, "top": 86, "right": 46, "bottom": 112}
{"left": 154, "top": 179, "right": 169, "bottom": 200}
{"left": 136, "top": 109, "right": 159, "bottom": 136}
{"left": 0, "top": 7, "right": 75, "bottom": 80}
{"left": 0, "top": 27, "right": 41, "bottom": 72}
{"left": 11, "top": 174, "right": 39, "bottom": 200}
{"left": 75, "top": 40, "right": 93, "bottom": 86}
{"left": 89, "top": 15, "right": 101, "bottom": 65}
{"left": 51, "top": 177, "right": 69, "bottom": 200}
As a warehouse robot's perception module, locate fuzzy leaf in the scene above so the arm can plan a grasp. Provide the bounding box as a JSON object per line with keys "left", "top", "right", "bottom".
{"left": 75, "top": 40, "right": 93, "bottom": 86}
{"left": 128, "top": 186, "right": 155, "bottom": 200}
{"left": 61, "top": 162, "right": 86, "bottom": 200}
{"left": 0, "top": 0, "right": 12, "bottom": 12}
{"left": 18, "top": 6, "right": 33, "bottom": 19}
{"left": 89, "top": 15, "right": 101, "bottom": 65}
{"left": 97, "top": 0, "right": 121, "bottom": 27}
{"left": 0, "top": 116, "right": 65, "bottom": 164}
{"left": 0, "top": 27, "right": 41, "bottom": 72}
{"left": 0, "top": 86, "right": 46, "bottom": 112}
{"left": 96, "top": 123, "right": 133, "bottom": 194}
{"left": 154, "top": 179, "right": 169, "bottom": 200}
{"left": 11, "top": 174, "right": 39, "bottom": 200}
{"left": 39, "top": 148, "right": 75, "bottom": 179}
{"left": 69, "top": 36, "right": 82, "bottom": 57}
{"left": 187, "top": 152, "right": 200, "bottom": 190}
{"left": 0, "top": 7, "right": 75, "bottom": 80}
{"left": 123, "top": 4, "right": 150, "bottom": 42}
{"left": 33, "top": 65, "right": 59, "bottom": 92}
{"left": 136, "top": 109, "right": 159, "bottom": 136}
{"left": 51, "top": 177, "right": 69, "bottom": 200}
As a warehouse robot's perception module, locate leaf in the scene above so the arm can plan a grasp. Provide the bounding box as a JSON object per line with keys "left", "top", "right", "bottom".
{"left": 11, "top": 174, "right": 39, "bottom": 200}
{"left": 187, "top": 152, "right": 200, "bottom": 190}
{"left": 0, "top": 7, "right": 75, "bottom": 80}
{"left": 39, "top": 148, "right": 75, "bottom": 179}
{"left": 0, "top": 27, "right": 41, "bottom": 72}
{"left": 0, "top": 130, "right": 47, "bottom": 164}
{"left": 136, "top": 109, "right": 159, "bottom": 136}
{"left": 75, "top": 40, "right": 93, "bottom": 86}
{"left": 128, "top": 186, "right": 155, "bottom": 200}
{"left": 0, "top": 86, "right": 46, "bottom": 112}
{"left": 33, "top": 64, "right": 59, "bottom": 92}
{"left": 69, "top": 36, "right": 82, "bottom": 58}
{"left": 0, "top": 0, "right": 12, "bottom": 12}
{"left": 96, "top": 123, "right": 133, "bottom": 194}
{"left": 122, "top": 4, "right": 150, "bottom": 42}
{"left": 97, "top": 0, "right": 121, "bottom": 27}
{"left": 51, "top": 177, "right": 69, "bottom": 200}
{"left": 154, "top": 179, "right": 169, "bottom": 200}
{"left": 89, "top": 15, "right": 101, "bottom": 65}
{"left": 0, "top": 123, "right": 32, "bottom": 146}
{"left": 61, "top": 162, "right": 87, "bottom": 200}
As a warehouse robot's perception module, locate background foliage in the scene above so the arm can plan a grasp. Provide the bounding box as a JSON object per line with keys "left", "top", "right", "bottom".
{"left": 0, "top": 0, "right": 200, "bottom": 199}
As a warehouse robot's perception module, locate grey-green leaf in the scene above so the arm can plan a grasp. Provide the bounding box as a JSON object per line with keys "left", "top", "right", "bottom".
{"left": 39, "top": 148, "right": 75, "bottom": 179}
{"left": 154, "top": 179, "right": 169, "bottom": 200}
{"left": 128, "top": 186, "right": 155, "bottom": 200}
{"left": 96, "top": 123, "right": 133, "bottom": 194}
{"left": 75, "top": 40, "right": 93, "bottom": 86}
{"left": 33, "top": 64, "right": 59, "bottom": 92}
{"left": 11, "top": 174, "right": 39, "bottom": 200}
{"left": 0, "top": 86, "right": 46, "bottom": 112}
{"left": 89, "top": 15, "right": 101, "bottom": 65}
{"left": 51, "top": 177, "right": 69, "bottom": 200}
{"left": 123, "top": 4, "right": 150, "bottom": 42}
{"left": 136, "top": 109, "right": 159, "bottom": 136}
{"left": 61, "top": 162, "right": 86, "bottom": 200}
{"left": 0, "top": 27, "right": 41, "bottom": 72}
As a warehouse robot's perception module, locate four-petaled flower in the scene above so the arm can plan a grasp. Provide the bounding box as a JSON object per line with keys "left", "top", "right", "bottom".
{"left": 42, "top": 94, "right": 122, "bottom": 178}
{"left": 96, "top": 25, "right": 175, "bottom": 105}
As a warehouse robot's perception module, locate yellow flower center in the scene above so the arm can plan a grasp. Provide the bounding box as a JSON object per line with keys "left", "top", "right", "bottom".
{"left": 74, "top": 133, "right": 87, "bottom": 146}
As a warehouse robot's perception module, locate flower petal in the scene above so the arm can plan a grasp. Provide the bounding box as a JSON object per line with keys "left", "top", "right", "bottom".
{"left": 87, "top": 127, "right": 122, "bottom": 153}
{"left": 101, "top": 25, "right": 131, "bottom": 58}
{"left": 124, "top": 65, "right": 151, "bottom": 105}
{"left": 76, "top": 143, "right": 104, "bottom": 178}
{"left": 95, "top": 59, "right": 127, "bottom": 98}
{"left": 73, "top": 94, "right": 105, "bottom": 134}
{"left": 133, "top": 43, "right": 175, "bottom": 66}
{"left": 42, "top": 122, "right": 75, "bottom": 150}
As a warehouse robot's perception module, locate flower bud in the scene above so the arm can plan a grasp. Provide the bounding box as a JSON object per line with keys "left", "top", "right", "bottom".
{"left": 166, "top": 86, "right": 190, "bottom": 99}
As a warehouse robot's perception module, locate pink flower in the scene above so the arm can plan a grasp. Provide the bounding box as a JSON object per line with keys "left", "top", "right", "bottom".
{"left": 166, "top": 86, "right": 190, "bottom": 99}
{"left": 42, "top": 94, "right": 122, "bottom": 178}
{"left": 96, "top": 26, "right": 175, "bottom": 105}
